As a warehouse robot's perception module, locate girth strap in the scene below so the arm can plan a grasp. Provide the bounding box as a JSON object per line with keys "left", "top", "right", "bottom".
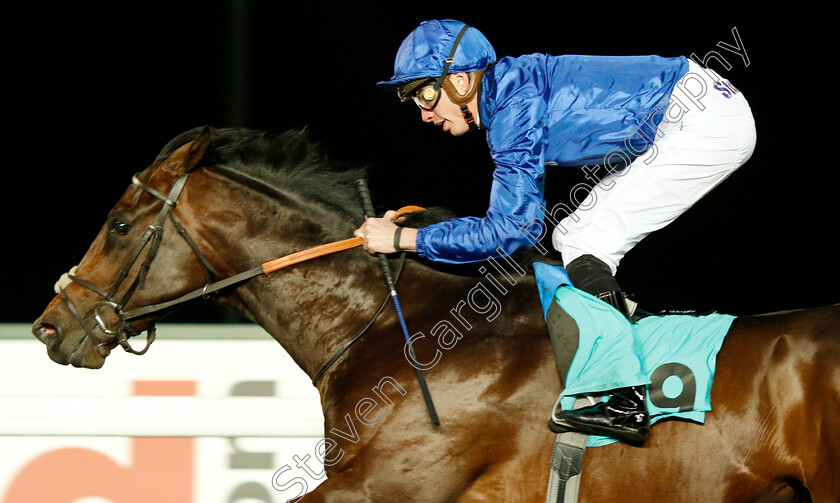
{"left": 546, "top": 430, "right": 588, "bottom": 503}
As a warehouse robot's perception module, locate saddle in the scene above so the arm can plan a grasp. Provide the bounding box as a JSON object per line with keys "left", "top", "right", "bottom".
{"left": 533, "top": 262, "right": 735, "bottom": 446}
{"left": 535, "top": 262, "right": 735, "bottom": 502}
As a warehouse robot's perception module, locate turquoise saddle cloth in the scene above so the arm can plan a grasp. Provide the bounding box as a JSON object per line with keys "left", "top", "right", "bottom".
{"left": 533, "top": 262, "right": 734, "bottom": 446}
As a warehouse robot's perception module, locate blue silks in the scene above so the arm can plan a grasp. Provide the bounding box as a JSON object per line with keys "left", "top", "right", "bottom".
{"left": 414, "top": 53, "right": 688, "bottom": 264}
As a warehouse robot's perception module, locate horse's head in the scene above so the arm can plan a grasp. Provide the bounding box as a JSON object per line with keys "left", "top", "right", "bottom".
{"left": 32, "top": 127, "right": 217, "bottom": 368}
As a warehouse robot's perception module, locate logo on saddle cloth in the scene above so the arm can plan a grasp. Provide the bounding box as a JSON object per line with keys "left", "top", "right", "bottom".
{"left": 533, "top": 263, "right": 735, "bottom": 447}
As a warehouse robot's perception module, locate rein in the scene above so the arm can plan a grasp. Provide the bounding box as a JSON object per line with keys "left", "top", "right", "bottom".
{"left": 120, "top": 236, "right": 366, "bottom": 321}
{"left": 59, "top": 168, "right": 422, "bottom": 383}
{"left": 119, "top": 204, "right": 423, "bottom": 322}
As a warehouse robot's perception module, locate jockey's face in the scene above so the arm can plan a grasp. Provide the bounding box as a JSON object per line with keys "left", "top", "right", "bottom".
{"left": 419, "top": 73, "right": 476, "bottom": 137}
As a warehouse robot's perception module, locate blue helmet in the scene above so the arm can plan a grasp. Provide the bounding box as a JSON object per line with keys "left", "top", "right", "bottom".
{"left": 376, "top": 20, "right": 496, "bottom": 94}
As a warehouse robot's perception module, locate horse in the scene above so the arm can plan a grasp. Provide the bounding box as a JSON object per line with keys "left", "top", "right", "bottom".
{"left": 32, "top": 126, "right": 839, "bottom": 502}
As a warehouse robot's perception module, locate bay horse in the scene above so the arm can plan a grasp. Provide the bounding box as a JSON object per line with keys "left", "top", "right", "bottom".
{"left": 33, "top": 127, "right": 839, "bottom": 502}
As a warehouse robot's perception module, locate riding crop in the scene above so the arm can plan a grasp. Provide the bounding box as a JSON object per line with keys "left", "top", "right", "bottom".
{"left": 355, "top": 179, "right": 441, "bottom": 427}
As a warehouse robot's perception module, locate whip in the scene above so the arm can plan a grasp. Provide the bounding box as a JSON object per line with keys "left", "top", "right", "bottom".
{"left": 355, "top": 179, "right": 440, "bottom": 427}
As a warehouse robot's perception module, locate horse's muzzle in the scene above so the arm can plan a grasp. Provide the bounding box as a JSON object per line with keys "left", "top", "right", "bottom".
{"left": 32, "top": 304, "right": 110, "bottom": 369}
{"left": 32, "top": 321, "right": 58, "bottom": 345}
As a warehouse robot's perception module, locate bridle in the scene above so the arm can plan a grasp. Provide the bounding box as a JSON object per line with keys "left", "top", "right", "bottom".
{"left": 59, "top": 170, "right": 218, "bottom": 356}
{"left": 58, "top": 168, "right": 416, "bottom": 383}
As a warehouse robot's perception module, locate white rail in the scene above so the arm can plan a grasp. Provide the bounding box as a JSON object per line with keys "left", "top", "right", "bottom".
{"left": 0, "top": 396, "right": 324, "bottom": 437}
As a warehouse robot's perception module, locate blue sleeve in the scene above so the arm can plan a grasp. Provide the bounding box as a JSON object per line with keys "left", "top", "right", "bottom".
{"left": 416, "top": 94, "right": 547, "bottom": 264}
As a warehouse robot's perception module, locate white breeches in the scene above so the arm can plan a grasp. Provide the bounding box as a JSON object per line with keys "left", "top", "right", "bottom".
{"left": 552, "top": 60, "right": 757, "bottom": 274}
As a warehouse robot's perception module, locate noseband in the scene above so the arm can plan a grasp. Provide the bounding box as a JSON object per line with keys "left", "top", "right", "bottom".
{"left": 59, "top": 171, "right": 219, "bottom": 356}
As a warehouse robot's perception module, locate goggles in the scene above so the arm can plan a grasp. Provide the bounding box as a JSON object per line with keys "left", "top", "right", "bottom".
{"left": 398, "top": 78, "right": 442, "bottom": 110}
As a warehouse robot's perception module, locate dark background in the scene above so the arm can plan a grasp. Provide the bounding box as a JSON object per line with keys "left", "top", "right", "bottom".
{"left": 5, "top": 3, "right": 837, "bottom": 324}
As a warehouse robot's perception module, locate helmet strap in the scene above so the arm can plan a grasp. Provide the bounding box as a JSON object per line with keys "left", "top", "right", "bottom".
{"left": 441, "top": 69, "right": 485, "bottom": 132}
{"left": 432, "top": 24, "right": 471, "bottom": 94}
{"left": 460, "top": 104, "right": 478, "bottom": 132}
{"left": 433, "top": 23, "right": 486, "bottom": 133}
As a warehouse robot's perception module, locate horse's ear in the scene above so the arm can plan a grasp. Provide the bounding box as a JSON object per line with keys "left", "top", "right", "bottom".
{"left": 162, "top": 126, "right": 213, "bottom": 174}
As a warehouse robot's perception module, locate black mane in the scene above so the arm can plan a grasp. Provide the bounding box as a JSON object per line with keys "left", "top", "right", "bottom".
{"left": 157, "top": 126, "right": 367, "bottom": 220}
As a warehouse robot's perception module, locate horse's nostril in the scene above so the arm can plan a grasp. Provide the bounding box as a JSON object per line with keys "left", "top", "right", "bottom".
{"left": 33, "top": 323, "right": 59, "bottom": 344}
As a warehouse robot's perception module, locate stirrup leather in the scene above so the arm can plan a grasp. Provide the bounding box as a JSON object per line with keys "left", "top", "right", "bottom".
{"left": 596, "top": 291, "right": 635, "bottom": 320}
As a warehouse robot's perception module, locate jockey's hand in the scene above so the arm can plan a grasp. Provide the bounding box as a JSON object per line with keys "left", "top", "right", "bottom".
{"left": 354, "top": 213, "right": 416, "bottom": 255}
{"left": 382, "top": 210, "right": 408, "bottom": 223}
{"left": 355, "top": 217, "right": 399, "bottom": 254}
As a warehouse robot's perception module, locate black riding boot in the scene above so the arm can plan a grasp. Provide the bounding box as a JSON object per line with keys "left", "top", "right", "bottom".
{"left": 555, "top": 385, "right": 650, "bottom": 443}
{"left": 550, "top": 255, "right": 650, "bottom": 443}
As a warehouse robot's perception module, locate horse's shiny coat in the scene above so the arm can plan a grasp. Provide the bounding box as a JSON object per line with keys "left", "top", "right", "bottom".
{"left": 33, "top": 128, "right": 839, "bottom": 502}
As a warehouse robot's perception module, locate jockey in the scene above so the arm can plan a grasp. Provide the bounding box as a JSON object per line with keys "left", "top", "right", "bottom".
{"left": 356, "top": 19, "right": 756, "bottom": 443}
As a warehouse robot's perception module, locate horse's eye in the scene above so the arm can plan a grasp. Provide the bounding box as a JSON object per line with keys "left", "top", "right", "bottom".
{"left": 110, "top": 219, "right": 131, "bottom": 236}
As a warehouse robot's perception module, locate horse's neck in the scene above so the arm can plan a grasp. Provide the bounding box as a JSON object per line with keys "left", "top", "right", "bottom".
{"left": 188, "top": 168, "right": 549, "bottom": 386}
{"left": 239, "top": 252, "right": 383, "bottom": 374}
{"left": 184, "top": 169, "right": 404, "bottom": 377}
